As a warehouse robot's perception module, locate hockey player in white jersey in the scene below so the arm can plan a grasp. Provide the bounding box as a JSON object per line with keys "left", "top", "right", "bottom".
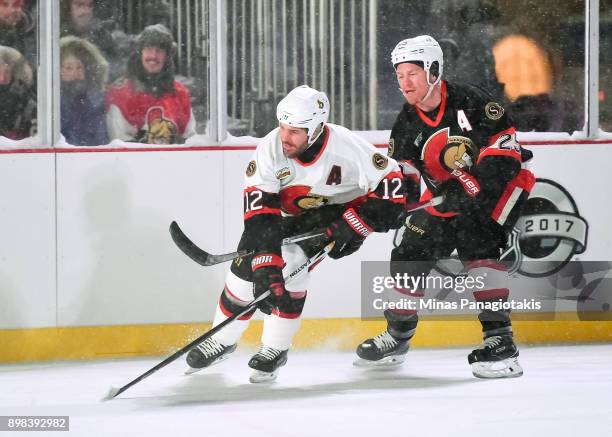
{"left": 186, "top": 85, "right": 407, "bottom": 382}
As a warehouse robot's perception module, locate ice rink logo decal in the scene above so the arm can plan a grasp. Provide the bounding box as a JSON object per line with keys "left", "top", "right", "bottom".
{"left": 510, "top": 178, "right": 588, "bottom": 277}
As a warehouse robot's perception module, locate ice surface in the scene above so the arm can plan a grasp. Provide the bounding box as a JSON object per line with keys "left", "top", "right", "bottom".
{"left": 1, "top": 345, "right": 611, "bottom": 436}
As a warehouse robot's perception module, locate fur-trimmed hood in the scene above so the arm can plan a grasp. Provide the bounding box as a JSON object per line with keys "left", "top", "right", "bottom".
{"left": 60, "top": 35, "right": 109, "bottom": 91}
{"left": 0, "top": 45, "right": 33, "bottom": 88}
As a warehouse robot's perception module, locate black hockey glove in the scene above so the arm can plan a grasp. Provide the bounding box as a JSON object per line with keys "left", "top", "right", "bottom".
{"left": 325, "top": 208, "right": 372, "bottom": 259}
{"left": 251, "top": 253, "right": 290, "bottom": 314}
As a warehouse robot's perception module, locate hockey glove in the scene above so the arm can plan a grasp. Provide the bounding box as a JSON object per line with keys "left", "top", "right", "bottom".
{"left": 436, "top": 170, "right": 480, "bottom": 214}
{"left": 325, "top": 208, "right": 372, "bottom": 259}
{"left": 251, "top": 253, "right": 289, "bottom": 314}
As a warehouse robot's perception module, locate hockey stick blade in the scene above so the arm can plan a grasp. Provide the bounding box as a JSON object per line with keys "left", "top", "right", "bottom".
{"left": 169, "top": 221, "right": 250, "bottom": 266}
{"left": 104, "top": 242, "right": 334, "bottom": 399}
{"left": 170, "top": 221, "right": 325, "bottom": 267}
{"left": 101, "top": 386, "right": 121, "bottom": 402}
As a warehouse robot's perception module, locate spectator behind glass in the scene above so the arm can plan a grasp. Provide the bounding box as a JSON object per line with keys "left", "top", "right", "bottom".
{"left": 0, "top": 0, "right": 36, "bottom": 65}
{"left": 60, "top": 0, "right": 119, "bottom": 79}
{"left": 510, "top": 94, "right": 565, "bottom": 132}
{"left": 0, "top": 45, "right": 36, "bottom": 140}
{"left": 60, "top": 36, "right": 109, "bottom": 146}
{"left": 105, "top": 24, "right": 196, "bottom": 145}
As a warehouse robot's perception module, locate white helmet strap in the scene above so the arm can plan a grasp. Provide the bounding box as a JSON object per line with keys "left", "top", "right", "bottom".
{"left": 421, "top": 71, "right": 441, "bottom": 103}
{"left": 308, "top": 122, "right": 325, "bottom": 145}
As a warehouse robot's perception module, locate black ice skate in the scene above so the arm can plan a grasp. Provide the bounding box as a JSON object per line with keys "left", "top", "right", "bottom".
{"left": 468, "top": 335, "right": 523, "bottom": 379}
{"left": 248, "top": 346, "right": 288, "bottom": 383}
{"left": 185, "top": 337, "right": 237, "bottom": 375}
{"left": 353, "top": 331, "right": 410, "bottom": 368}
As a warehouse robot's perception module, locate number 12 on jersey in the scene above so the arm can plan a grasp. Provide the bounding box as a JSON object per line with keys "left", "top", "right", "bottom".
{"left": 244, "top": 189, "right": 263, "bottom": 213}
{"left": 381, "top": 177, "right": 403, "bottom": 199}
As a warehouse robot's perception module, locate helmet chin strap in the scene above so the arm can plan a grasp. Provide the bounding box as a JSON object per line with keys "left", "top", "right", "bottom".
{"left": 307, "top": 123, "right": 324, "bottom": 146}
{"left": 419, "top": 73, "right": 440, "bottom": 104}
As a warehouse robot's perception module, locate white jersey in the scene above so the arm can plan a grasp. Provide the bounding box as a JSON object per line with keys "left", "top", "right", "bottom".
{"left": 244, "top": 123, "right": 402, "bottom": 216}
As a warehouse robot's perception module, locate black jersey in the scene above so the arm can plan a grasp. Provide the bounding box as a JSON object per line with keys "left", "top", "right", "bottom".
{"left": 389, "top": 81, "right": 534, "bottom": 222}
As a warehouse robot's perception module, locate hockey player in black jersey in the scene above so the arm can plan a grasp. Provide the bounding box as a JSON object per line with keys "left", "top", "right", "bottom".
{"left": 355, "top": 35, "right": 535, "bottom": 378}
{"left": 185, "top": 85, "right": 407, "bottom": 383}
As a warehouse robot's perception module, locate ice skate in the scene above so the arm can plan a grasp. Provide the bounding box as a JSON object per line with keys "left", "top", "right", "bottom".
{"left": 353, "top": 331, "right": 410, "bottom": 368}
{"left": 468, "top": 335, "right": 523, "bottom": 379}
{"left": 185, "top": 338, "right": 237, "bottom": 375}
{"left": 248, "top": 345, "right": 288, "bottom": 383}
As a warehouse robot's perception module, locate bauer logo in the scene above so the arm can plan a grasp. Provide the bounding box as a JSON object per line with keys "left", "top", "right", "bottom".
{"left": 512, "top": 178, "right": 588, "bottom": 277}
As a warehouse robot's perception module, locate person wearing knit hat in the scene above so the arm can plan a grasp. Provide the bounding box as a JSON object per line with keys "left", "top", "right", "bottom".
{"left": 105, "top": 24, "right": 196, "bottom": 145}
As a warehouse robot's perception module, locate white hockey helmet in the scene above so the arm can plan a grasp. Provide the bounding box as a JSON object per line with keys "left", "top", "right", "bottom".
{"left": 277, "top": 85, "right": 330, "bottom": 145}
{"left": 391, "top": 35, "right": 443, "bottom": 86}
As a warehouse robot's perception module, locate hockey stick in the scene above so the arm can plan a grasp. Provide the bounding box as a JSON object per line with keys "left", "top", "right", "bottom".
{"left": 170, "top": 221, "right": 325, "bottom": 266}
{"left": 405, "top": 195, "right": 444, "bottom": 213}
{"left": 102, "top": 241, "right": 335, "bottom": 401}
{"left": 170, "top": 196, "right": 443, "bottom": 267}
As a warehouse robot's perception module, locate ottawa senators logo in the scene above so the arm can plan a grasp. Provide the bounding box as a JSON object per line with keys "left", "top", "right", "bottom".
{"left": 421, "top": 128, "right": 477, "bottom": 182}
{"left": 279, "top": 185, "right": 330, "bottom": 215}
{"left": 297, "top": 195, "right": 329, "bottom": 209}
{"left": 485, "top": 102, "right": 505, "bottom": 120}
{"left": 144, "top": 107, "right": 178, "bottom": 144}
{"left": 372, "top": 153, "right": 388, "bottom": 170}
{"left": 246, "top": 160, "right": 257, "bottom": 177}
{"left": 441, "top": 136, "right": 476, "bottom": 171}
{"left": 388, "top": 138, "right": 395, "bottom": 157}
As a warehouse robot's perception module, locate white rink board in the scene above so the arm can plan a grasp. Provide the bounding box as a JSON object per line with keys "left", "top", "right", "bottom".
{"left": 55, "top": 151, "right": 227, "bottom": 326}
{"left": 525, "top": 145, "right": 610, "bottom": 258}
{"left": 0, "top": 141, "right": 610, "bottom": 329}
{"left": 0, "top": 153, "right": 56, "bottom": 329}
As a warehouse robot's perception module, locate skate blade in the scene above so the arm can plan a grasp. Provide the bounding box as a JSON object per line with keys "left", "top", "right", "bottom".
{"left": 249, "top": 370, "right": 278, "bottom": 383}
{"left": 184, "top": 354, "right": 231, "bottom": 375}
{"left": 353, "top": 354, "right": 406, "bottom": 368}
{"left": 184, "top": 366, "right": 204, "bottom": 375}
{"left": 471, "top": 357, "right": 523, "bottom": 379}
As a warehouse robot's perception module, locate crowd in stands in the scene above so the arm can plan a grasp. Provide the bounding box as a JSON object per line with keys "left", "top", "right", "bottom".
{"left": 0, "top": 0, "right": 196, "bottom": 146}
{"left": 0, "top": 0, "right": 589, "bottom": 145}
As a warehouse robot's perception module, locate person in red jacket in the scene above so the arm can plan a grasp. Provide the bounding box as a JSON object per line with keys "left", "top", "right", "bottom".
{"left": 105, "top": 24, "right": 196, "bottom": 145}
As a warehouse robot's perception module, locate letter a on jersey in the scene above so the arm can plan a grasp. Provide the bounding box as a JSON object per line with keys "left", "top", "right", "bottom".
{"left": 457, "top": 110, "right": 472, "bottom": 132}
{"left": 326, "top": 165, "right": 342, "bottom": 185}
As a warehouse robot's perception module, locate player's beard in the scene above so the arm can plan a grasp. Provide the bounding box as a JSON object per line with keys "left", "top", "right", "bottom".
{"left": 282, "top": 141, "right": 309, "bottom": 159}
